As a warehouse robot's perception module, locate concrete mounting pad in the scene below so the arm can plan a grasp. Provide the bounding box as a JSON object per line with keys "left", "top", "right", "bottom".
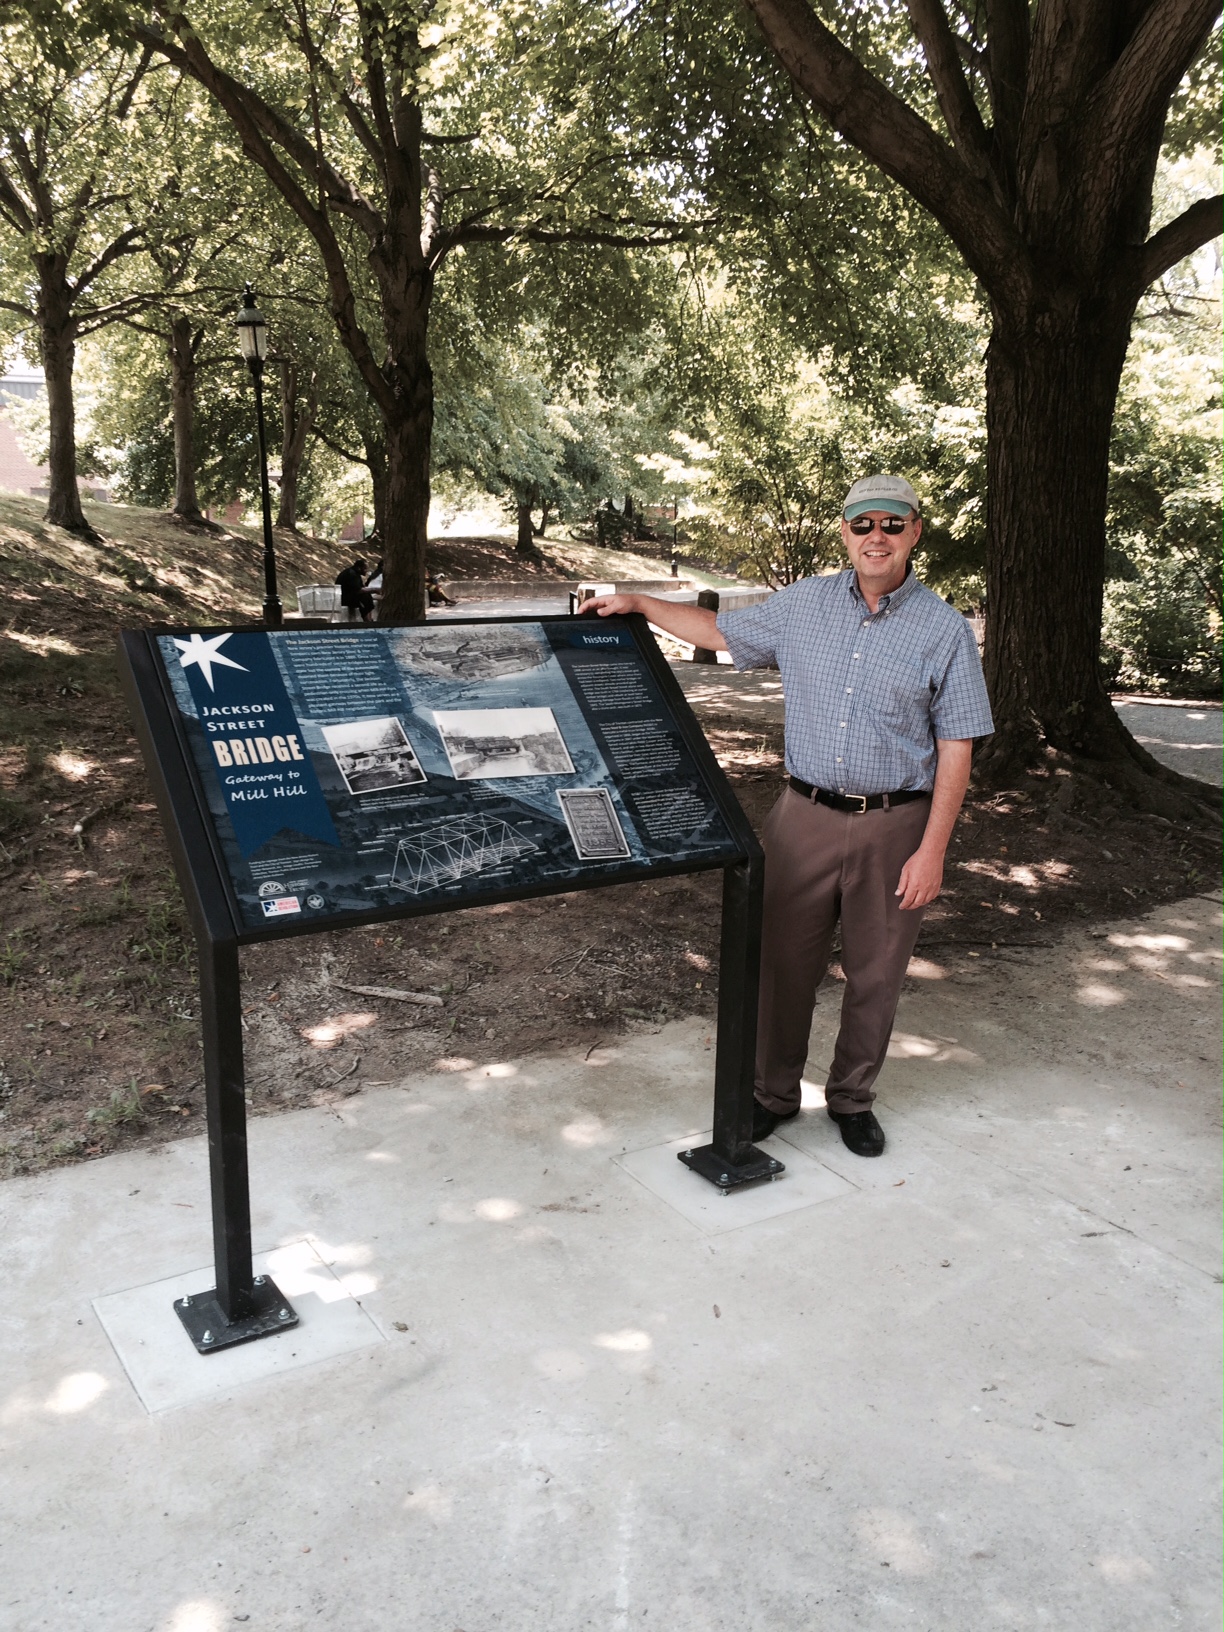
{"left": 92, "top": 1239, "right": 386, "bottom": 1414}
{"left": 615, "top": 1130, "right": 855, "bottom": 1232}
{"left": 2, "top": 895, "right": 1220, "bottom": 1630}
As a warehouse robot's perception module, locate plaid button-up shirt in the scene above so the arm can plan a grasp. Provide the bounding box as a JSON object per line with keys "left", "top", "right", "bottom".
{"left": 717, "top": 568, "right": 994, "bottom": 795}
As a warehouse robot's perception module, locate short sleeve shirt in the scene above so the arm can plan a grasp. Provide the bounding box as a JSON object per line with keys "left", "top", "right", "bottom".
{"left": 716, "top": 569, "right": 994, "bottom": 794}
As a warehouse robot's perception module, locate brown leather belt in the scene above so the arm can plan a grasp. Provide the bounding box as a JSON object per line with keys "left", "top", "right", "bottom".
{"left": 787, "top": 776, "right": 930, "bottom": 814}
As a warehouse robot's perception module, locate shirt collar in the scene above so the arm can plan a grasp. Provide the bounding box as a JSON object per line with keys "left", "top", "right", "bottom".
{"left": 847, "top": 564, "right": 919, "bottom": 612}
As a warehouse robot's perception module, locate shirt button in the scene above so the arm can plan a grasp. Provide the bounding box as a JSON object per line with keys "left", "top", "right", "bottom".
{"left": 853, "top": 653, "right": 860, "bottom": 659}
{"left": 845, "top": 687, "right": 852, "bottom": 693}
{"left": 836, "top": 757, "right": 842, "bottom": 763}
{"left": 861, "top": 620, "right": 869, "bottom": 627}
{"left": 839, "top": 722, "right": 846, "bottom": 729}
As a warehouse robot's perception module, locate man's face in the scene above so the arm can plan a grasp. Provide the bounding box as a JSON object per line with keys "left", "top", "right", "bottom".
{"left": 841, "top": 510, "right": 921, "bottom": 592}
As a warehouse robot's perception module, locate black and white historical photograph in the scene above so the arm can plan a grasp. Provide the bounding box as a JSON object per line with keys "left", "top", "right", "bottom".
{"left": 394, "top": 625, "right": 551, "bottom": 681}
{"left": 321, "top": 715, "right": 426, "bottom": 795}
{"left": 558, "top": 787, "right": 631, "bottom": 860}
{"left": 434, "top": 706, "right": 575, "bottom": 780}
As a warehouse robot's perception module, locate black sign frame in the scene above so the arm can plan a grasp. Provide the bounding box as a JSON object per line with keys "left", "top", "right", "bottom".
{"left": 119, "top": 615, "right": 780, "bottom": 1355}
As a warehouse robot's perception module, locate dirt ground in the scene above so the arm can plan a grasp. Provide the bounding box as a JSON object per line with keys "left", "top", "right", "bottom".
{"left": 0, "top": 499, "right": 1219, "bottom": 1177}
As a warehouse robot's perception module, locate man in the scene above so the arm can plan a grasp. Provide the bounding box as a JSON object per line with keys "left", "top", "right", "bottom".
{"left": 579, "top": 473, "right": 993, "bottom": 1157}
{"left": 335, "top": 556, "right": 374, "bottom": 622}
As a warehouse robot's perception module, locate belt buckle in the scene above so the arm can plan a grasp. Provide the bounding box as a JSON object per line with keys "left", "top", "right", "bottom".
{"left": 846, "top": 793, "right": 868, "bottom": 814}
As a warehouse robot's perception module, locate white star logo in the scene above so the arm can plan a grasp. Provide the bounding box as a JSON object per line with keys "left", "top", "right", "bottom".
{"left": 173, "top": 631, "right": 249, "bottom": 691}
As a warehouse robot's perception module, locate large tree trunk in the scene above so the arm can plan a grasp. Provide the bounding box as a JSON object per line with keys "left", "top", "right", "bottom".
{"left": 375, "top": 383, "right": 431, "bottom": 622}
{"left": 978, "top": 283, "right": 1213, "bottom": 815}
{"left": 168, "top": 315, "right": 205, "bottom": 523}
{"left": 276, "top": 362, "right": 318, "bottom": 530}
{"left": 36, "top": 257, "right": 90, "bottom": 534}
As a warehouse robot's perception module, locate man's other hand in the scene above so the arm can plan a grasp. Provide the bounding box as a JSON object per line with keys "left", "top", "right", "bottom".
{"left": 895, "top": 845, "right": 944, "bottom": 911}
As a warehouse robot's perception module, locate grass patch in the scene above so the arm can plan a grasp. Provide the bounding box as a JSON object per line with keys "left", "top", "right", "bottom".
{"left": 86, "top": 1079, "right": 145, "bottom": 1130}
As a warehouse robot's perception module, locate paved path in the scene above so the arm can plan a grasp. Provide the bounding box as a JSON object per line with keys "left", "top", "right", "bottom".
{"left": 1112, "top": 698, "right": 1222, "bottom": 785}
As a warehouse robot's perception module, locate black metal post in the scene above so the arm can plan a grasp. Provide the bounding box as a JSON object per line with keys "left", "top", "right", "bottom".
{"left": 249, "top": 361, "right": 283, "bottom": 630}
{"left": 678, "top": 855, "right": 783, "bottom": 1192}
{"left": 173, "top": 936, "right": 298, "bottom": 1353}
{"left": 692, "top": 588, "right": 719, "bottom": 664}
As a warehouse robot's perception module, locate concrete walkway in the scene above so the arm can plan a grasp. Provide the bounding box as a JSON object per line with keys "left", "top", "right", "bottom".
{"left": 1112, "top": 698, "right": 1222, "bottom": 786}
{"left": 3, "top": 895, "right": 1219, "bottom": 1630}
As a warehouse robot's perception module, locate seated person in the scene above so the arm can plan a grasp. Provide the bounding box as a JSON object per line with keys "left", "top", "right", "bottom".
{"left": 335, "top": 556, "right": 374, "bottom": 622}
{"left": 426, "top": 569, "right": 456, "bottom": 607}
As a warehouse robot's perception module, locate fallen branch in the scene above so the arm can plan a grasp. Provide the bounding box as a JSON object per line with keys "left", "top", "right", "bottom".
{"left": 334, "top": 980, "right": 443, "bottom": 1007}
{"left": 69, "top": 798, "right": 131, "bottom": 849}
{"left": 917, "top": 939, "right": 1054, "bottom": 949}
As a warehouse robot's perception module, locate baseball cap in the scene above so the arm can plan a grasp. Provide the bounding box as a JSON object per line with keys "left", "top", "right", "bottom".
{"left": 843, "top": 473, "right": 921, "bottom": 520}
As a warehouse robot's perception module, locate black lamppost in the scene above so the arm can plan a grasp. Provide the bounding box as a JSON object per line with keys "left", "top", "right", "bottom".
{"left": 234, "top": 285, "right": 282, "bottom": 629}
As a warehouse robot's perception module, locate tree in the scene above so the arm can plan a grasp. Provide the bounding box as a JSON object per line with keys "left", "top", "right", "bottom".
{"left": 737, "top": 0, "right": 1221, "bottom": 802}
{"left": 127, "top": 1, "right": 705, "bottom": 619}
{"left": 0, "top": 23, "right": 184, "bottom": 531}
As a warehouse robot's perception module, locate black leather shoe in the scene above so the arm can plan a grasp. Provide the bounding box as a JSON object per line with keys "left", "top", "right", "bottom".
{"left": 752, "top": 1100, "right": 800, "bottom": 1141}
{"left": 828, "top": 1108, "right": 886, "bottom": 1157}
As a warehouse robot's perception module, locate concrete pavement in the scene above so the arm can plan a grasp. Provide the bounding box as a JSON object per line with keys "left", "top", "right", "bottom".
{"left": 1112, "top": 699, "right": 1222, "bottom": 786}
{"left": 2, "top": 894, "right": 1219, "bottom": 1630}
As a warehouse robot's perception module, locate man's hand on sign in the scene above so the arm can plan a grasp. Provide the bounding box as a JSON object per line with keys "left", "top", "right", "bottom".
{"left": 578, "top": 593, "right": 639, "bottom": 617}
{"left": 894, "top": 845, "right": 945, "bottom": 911}
{"left": 578, "top": 592, "right": 728, "bottom": 654}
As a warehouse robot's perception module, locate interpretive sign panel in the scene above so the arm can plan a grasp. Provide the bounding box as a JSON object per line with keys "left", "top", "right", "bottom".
{"left": 118, "top": 616, "right": 774, "bottom": 1355}
{"left": 123, "top": 616, "right": 747, "bottom": 942}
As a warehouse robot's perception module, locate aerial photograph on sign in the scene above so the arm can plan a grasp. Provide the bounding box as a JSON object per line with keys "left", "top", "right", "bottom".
{"left": 321, "top": 715, "right": 426, "bottom": 794}
{"left": 434, "top": 706, "right": 575, "bottom": 780}
{"left": 394, "top": 624, "right": 551, "bottom": 681}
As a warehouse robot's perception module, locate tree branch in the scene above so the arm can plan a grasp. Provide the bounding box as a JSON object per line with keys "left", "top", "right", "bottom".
{"left": 311, "top": 424, "right": 369, "bottom": 467}
{"left": 983, "top": 0, "right": 1029, "bottom": 177}
{"left": 135, "top": 18, "right": 383, "bottom": 240}
{"left": 1088, "top": 0, "right": 1221, "bottom": 181}
{"left": 742, "top": 0, "right": 1030, "bottom": 302}
{"left": 1138, "top": 193, "right": 1223, "bottom": 287}
{"left": 134, "top": 17, "right": 395, "bottom": 418}
{"left": 72, "top": 225, "right": 148, "bottom": 297}
{"left": 904, "top": 0, "right": 997, "bottom": 185}
{"left": 0, "top": 157, "right": 33, "bottom": 233}
{"left": 421, "top": 165, "right": 443, "bottom": 261}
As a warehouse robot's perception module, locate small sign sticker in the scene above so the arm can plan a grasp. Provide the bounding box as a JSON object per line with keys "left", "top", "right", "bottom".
{"left": 260, "top": 896, "right": 301, "bottom": 917}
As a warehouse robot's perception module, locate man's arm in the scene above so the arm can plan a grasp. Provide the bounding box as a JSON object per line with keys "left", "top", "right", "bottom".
{"left": 578, "top": 592, "right": 729, "bottom": 653}
{"left": 895, "top": 738, "right": 974, "bottom": 911}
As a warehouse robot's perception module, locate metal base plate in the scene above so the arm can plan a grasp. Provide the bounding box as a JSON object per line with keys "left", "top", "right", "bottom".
{"left": 174, "top": 1275, "right": 299, "bottom": 1354}
{"left": 677, "top": 1142, "right": 785, "bottom": 1192}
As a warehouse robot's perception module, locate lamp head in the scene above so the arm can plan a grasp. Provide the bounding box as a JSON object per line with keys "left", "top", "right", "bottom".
{"left": 234, "top": 283, "right": 267, "bottom": 364}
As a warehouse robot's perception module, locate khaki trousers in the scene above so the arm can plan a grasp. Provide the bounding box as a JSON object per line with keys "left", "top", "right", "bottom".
{"left": 754, "top": 787, "right": 930, "bottom": 1117}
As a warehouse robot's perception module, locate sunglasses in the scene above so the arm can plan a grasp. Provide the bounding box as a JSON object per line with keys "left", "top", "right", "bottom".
{"left": 847, "top": 515, "right": 911, "bottom": 535}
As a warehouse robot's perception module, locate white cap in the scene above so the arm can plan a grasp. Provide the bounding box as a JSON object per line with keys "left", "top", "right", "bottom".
{"left": 843, "top": 473, "right": 921, "bottom": 520}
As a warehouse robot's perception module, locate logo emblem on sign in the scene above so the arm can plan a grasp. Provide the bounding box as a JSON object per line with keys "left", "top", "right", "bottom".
{"left": 257, "top": 881, "right": 286, "bottom": 897}
{"left": 260, "top": 896, "right": 301, "bottom": 917}
{"left": 306, "top": 894, "right": 325, "bottom": 910}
